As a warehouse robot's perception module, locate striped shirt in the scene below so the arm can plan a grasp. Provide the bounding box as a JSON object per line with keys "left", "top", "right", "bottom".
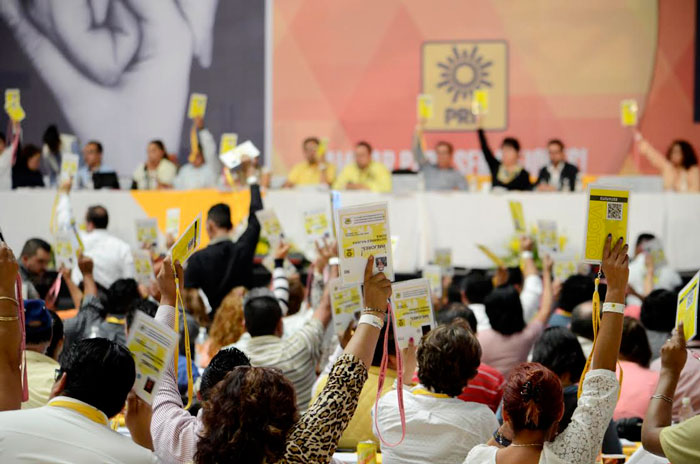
{"left": 236, "top": 319, "right": 325, "bottom": 412}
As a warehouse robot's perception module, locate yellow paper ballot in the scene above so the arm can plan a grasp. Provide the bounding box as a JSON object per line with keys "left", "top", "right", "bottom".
{"left": 220, "top": 133, "right": 238, "bottom": 155}
{"left": 330, "top": 282, "right": 364, "bottom": 336}
{"left": 537, "top": 220, "right": 559, "bottom": 256}
{"left": 476, "top": 244, "right": 505, "bottom": 268}
{"left": 135, "top": 218, "right": 158, "bottom": 248}
{"left": 4, "top": 89, "right": 25, "bottom": 122}
{"left": 4, "top": 88, "right": 19, "bottom": 107}
{"left": 423, "top": 264, "right": 443, "bottom": 299}
{"left": 676, "top": 271, "right": 699, "bottom": 341}
{"left": 6, "top": 105, "right": 25, "bottom": 122}
{"left": 620, "top": 99, "right": 638, "bottom": 127}
{"left": 165, "top": 208, "right": 181, "bottom": 238}
{"left": 255, "top": 209, "right": 284, "bottom": 248}
{"left": 417, "top": 94, "right": 434, "bottom": 120}
{"left": 391, "top": 278, "right": 436, "bottom": 349}
{"left": 187, "top": 93, "right": 207, "bottom": 119}
{"left": 472, "top": 89, "right": 489, "bottom": 115}
{"left": 60, "top": 153, "right": 80, "bottom": 181}
{"left": 133, "top": 250, "right": 155, "bottom": 285}
{"left": 434, "top": 248, "right": 452, "bottom": 270}
{"left": 336, "top": 202, "right": 393, "bottom": 284}
{"left": 53, "top": 232, "right": 77, "bottom": 270}
{"left": 508, "top": 200, "right": 526, "bottom": 234}
{"left": 126, "top": 311, "right": 179, "bottom": 404}
{"left": 303, "top": 208, "right": 331, "bottom": 243}
{"left": 583, "top": 185, "right": 630, "bottom": 263}
{"left": 169, "top": 214, "right": 202, "bottom": 264}
{"left": 317, "top": 138, "right": 329, "bottom": 161}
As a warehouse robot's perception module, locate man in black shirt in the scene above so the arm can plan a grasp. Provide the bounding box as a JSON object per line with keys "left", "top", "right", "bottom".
{"left": 184, "top": 181, "right": 263, "bottom": 313}
{"left": 534, "top": 139, "right": 579, "bottom": 192}
{"left": 477, "top": 128, "right": 532, "bottom": 191}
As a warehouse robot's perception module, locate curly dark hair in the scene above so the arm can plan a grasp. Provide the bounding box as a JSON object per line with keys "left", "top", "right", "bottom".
{"left": 195, "top": 366, "right": 299, "bottom": 464}
{"left": 417, "top": 320, "right": 481, "bottom": 397}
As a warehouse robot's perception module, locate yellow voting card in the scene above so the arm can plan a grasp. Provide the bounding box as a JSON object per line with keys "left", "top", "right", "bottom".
{"left": 476, "top": 244, "right": 505, "bottom": 268}
{"left": 537, "top": 220, "right": 559, "bottom": 256}
{"left": 6, "top": 105, "right": 25, "bottom": 122}
{"left": 676, "top": 271, "right": 699, "bottom": 341}
{"left": 60, "top": 153, "right": 79, "bottom": 181}
{"left": 170, "top": 214, "right": 202, "bottom": 264}
{"left": 187, "top": 93, "right": 207, "bottom": 119}
{"left": 126, "top": 311, "right": 179, "bottom": 404}
{"left": 508, "top": 200, "right": 526, "bottom": 234}
{"left": 472, "top": 89, "right": 489, "bottom": 115}
{"left": 553, "top": 260, "right": 577, "bottom": 282}
{"left": 220, "top": 133, "right": 238, "bottom": 155}
{"left": 303, "top": 208, "right": 331, "bottom": 243}
{"left": 423, "top": 264, "right": 443, "bottom": 299}
{"left": 4, "top": 88, "right": 19, "bottom": 107}
{"left": 133, "top": 250, "right": 155, "bottom": 285}
{"left": 330, "top": 282, "right": 364, "bottom": 336}
{"left": 53, "top": 232, "right": 77, "bottom": 270}
{"left": 434, "top": 248, "right": 452, "bottom": 270}
{"left": 392, "top": 278, "right": 436, "bottom": 349}
{"left": 165, "top": 208, "right": 181, "bottom": 238}
{"left": 417, "top": 94, "right": 434, "bottom": 120}
{"left": 620, "top": 99, "right": 638, "bottom": 127}
{"left": 336, "top": 202, "right": 393, "bottom": 284}
{"left": 135, "top": 218, "right": 158, "bottom": 248}
{"left": 583, "top": 185, "right": 630, "bottom": 263}
{"left": 317, "top": 137, "right": 329, "bottom": 160}
{"left": 255, "top": 209, "right": 284, "bottom": 247}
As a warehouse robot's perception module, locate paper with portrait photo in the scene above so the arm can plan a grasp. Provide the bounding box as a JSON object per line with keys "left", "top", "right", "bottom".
{"left": 126, "top": 311, "right": 178, "bottom": 404}
{"left": 169, "top": 214, "right": 202, "bottom": 265}
{"left": 330, "top": 282, "right": 364, "bottom": 336}
{"left": 392, "top": 278, "right": 436, "bottom": 350}
{"left": 336, "top": 202, "right": 393, "bottom": 285}
{"left": 303, "top": 207, "right": 332, "bottom": 244}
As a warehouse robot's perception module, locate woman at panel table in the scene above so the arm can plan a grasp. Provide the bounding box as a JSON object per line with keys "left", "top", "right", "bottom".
{"left": 476, "top": 116, "right": 532, "bottom": 191}
{"left": 636, "top": 133, "right": 699, "bottom": 192}
{"left": 131, "top": 139, "right": 177, "bottom": 190}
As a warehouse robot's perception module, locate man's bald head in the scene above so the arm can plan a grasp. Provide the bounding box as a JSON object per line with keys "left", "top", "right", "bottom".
{"left": 570, "top": 301, "right": 595, "bottom": 341}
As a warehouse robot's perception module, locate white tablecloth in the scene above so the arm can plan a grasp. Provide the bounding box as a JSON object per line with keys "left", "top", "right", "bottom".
{"left": 2, "top": 190, "right": 699, "bottom": 272}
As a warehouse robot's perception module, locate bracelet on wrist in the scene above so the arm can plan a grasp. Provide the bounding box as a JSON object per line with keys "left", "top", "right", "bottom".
{"left": 650, "top": 394, "right": 673, "bottom": 404}
{"left": 520, "top": 251, "right": 534, "bottom": 260}
{"left": 358, "top": 313, "right": 384, "bottom": 330}
{"left": 602, "top": 302, "right": 625, "bottom": 314}
{"left": 328, "top": 257, "right": 339, "bottom": 266}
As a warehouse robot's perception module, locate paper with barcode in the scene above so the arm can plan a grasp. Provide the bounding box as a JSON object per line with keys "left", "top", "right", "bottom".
{"left": 330, "top": 282, "right": 364, "bottom": 336}
{"left": 422, "top": 265, "right": 443, "bottom": 299}
{"left": 135, "top": 218, "right": 158, "bottom": 248}
{"left": 126, "top": 311, "right": 178, "bottom": 404}
{"left": 336, "top": 202, "right": 393, "bottom": 284}
{"left": 391, "top": 278, "right": 436, "bottom": 349}
{"left": 583, "top": 185, "right": 630, "bottom": 264}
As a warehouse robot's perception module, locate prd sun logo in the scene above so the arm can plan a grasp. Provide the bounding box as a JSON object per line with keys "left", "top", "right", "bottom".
{"left": 437, "top": 46, "right": 492, "bottom": 103}
{"left": 422, "top": 41, "right": 508, "bottom": 131}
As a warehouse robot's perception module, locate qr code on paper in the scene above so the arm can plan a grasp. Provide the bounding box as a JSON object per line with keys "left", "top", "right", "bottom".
{"left": 606, "top": 202, "right": 623, "bottom": 221}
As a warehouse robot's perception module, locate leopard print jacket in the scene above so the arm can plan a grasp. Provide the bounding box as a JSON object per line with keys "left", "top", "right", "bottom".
{"left": 279, "top": 353, "right": 368, "bottom": 463}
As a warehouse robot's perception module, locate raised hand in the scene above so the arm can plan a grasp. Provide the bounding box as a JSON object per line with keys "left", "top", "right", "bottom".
{"left": 601, "top": 235, "right": 629, "bottom": 302}
{"left": 363, "top": 256, "right": 392, "bottom": 312}
{"left": 0, "top": 244, "right": 19, "bottom": 295}
{"left": 660, "top": 323, "right": 687, "bottom": 376}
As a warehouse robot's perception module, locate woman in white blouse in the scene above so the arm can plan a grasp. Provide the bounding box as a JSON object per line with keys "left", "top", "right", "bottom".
{"left": 466, "top": 235, "right": 629, "bottom": 464}
{"left": 131, "top": 139, "right": 177, "bottom": 190}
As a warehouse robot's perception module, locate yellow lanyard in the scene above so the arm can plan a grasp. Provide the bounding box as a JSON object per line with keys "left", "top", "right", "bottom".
{"left": 105, "top": 316, "right": 126, "bottom": 325}
{"left": 173, "top": 275, "right": 193, "bottom": 410}
{"left": 412, "top": 388, "right": 449, "bottom": 399}
{"left": 49, "top": 400, "right": 108, "bottom": 426}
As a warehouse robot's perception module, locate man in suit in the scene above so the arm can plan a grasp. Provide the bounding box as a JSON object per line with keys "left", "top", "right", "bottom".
{"left": 535, "top": 139, "right": 580, "bottom": 192}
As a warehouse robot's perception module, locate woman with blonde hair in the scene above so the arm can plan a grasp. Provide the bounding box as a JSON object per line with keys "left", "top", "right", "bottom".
{"left": 206, "top": 286, "right": 246, "bottom": 361}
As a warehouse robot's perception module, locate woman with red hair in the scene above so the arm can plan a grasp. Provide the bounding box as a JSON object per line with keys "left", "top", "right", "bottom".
{"left": 466, "top": 235, "right": 629, "bottom": 464}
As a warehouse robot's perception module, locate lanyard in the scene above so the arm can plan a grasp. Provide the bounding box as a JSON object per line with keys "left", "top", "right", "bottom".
{"left": 105, "top": 316, "right": 126, "bottom": 325}
{"left": 412, "top": 388, "right": 449, "bottom": 399}
{"left": 49, "top": 400, "right": 108, "bottom": 426}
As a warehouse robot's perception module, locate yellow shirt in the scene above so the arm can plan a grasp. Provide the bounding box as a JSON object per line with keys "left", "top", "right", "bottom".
{"left": 23, "top": 350, "right": 60, "bottom": 409}
{"left": 287, "top": 161, "right": 336, "bottom": 186}
{"left": 660, "top": 415, "right": 700, "bottom": 464}
{"left": 311, "top": 366, "right": 397, "bottom": 450}
{"left": 333, "top": 161, "right": 392, "bottom": 193}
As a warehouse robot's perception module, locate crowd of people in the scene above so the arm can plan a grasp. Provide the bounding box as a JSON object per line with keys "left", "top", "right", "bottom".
{"left": 2, "top": 116, "right": 698, "bottom": 192}
{"left": 0, "top": 156, "right": 698, "bottom": 463}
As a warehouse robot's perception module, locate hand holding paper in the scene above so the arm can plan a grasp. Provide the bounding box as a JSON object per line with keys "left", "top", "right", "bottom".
{"left": 363, "top": 256, "right": 392, "bottom": 312}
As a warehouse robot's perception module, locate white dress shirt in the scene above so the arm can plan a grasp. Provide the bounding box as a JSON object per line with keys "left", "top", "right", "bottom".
{"left": 57, "top": 194, "right": 134, "bottom": 288}
{"left": 627, "top": 254, "right": 682, "bottom": 306}
{"left": 0, "top": 396, "right": 157, "bottom": 463}
{"left": 374, "top": 384, "right": 498, "bottom": 464}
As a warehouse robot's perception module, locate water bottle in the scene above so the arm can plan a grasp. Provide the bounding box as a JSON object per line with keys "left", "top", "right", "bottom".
{"left": 679, "top": 397, "right": 695, "bottom": 422}
{"left": 194, "top": 326, "right": 208, "bottom": 369}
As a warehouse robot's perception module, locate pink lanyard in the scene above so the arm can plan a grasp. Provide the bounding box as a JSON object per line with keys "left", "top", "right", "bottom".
{"left": 15, "top": 274, "right": 28, "bottom": 402}
{"left": 45, "top": 275, "right": 62, "bottom": 309}
{"left": 373, "top": 302, "right": 406, "bottom": 447}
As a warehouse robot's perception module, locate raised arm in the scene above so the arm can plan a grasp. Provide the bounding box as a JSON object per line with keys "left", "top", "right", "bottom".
{"left": 412, "top": 123, "right": 428, "bottom": 168}
{"left": 272, "top": 241, "right": 291, "bottom": 316}
{"left": 0, "top": 243, "right": 21, "bottom": 411}
{"left": 78, "top": 253, "right": 98, "bottom": 298}
{"left": 59, "top": 266, "right": 83, "bottom": 309}
{"left": 641, "top": 324, "right": 687, "bottom": 457}
{"left": 591, "top": 235, "right": 629, "bottom": 371}
{"left": 531, "top": 254, "right": 554, "bottom": 324}
{"left": 477, "top": 128, "right": 500, "bottom": 178}
{"left": 636, "top": 133, "right": 670, "bottom": 172}
{"left": 235, "top": 182, "right": 264, "bottom": 262}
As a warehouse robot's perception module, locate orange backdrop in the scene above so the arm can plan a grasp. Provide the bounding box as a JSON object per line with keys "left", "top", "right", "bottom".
{"left": 272, "top": 0, "right": 698, "bottom": 176}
